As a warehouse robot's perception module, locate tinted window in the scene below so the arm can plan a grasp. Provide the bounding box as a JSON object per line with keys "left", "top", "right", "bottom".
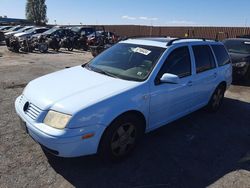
{"left": 192, "top": 45, "right": 216, "bottom": 73}
{"left": 158, "top": 46, "right": 192, "bottom": 78}
{"left": 211, "top": 45, "right": 231, "bottom": 66}
{"left": 37, "top": 29, "right": 48, "bottom": 34}
{"left": 223, "top": 39, "right": 250, "bottom": 54}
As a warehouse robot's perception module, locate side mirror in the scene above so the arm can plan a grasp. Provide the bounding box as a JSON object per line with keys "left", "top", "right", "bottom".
{"left": 160, "top": 73, "right": 180, "bottom": 84}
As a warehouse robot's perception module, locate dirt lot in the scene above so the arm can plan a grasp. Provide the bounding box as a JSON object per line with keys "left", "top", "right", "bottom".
{"left": 0, "top": 45, "right": 250, "bottom": 188}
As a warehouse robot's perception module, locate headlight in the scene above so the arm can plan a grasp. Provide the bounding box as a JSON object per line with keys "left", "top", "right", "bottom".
{"left": 44, "top": 110, "right": 72, "bottom": 129}
{"left": 234, "top": 62, "right": 247, "bottom": 68}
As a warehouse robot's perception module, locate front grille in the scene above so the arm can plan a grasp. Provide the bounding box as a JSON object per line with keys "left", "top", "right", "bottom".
{"left": 19, "top": 95, "right": 42, "bottom": 120}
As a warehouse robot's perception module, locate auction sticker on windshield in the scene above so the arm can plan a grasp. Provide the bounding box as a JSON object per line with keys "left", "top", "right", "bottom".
{"left": 132, "top": 47, "right": 151, "bottom": 55}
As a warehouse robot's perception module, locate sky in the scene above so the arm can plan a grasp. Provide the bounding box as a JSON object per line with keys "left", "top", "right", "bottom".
{"left": 0, "top": 0, "right": 250, "bottom": 27}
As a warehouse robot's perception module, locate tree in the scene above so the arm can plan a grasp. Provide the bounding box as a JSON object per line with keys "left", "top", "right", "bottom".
{"left": 26, "top": 0, "right": 48, "bottom": 25}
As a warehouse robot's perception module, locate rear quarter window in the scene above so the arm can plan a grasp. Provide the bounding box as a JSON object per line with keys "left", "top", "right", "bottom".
{"left": 211, "top": 45, "right": 231, "bottom": 66}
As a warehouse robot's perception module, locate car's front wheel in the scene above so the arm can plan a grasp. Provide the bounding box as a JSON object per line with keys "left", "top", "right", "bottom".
{"left": 207, "top": 84, "right": 226, "bottom": 112}
{"left": 99, "top": 114, "right": 144, "bottom": 161}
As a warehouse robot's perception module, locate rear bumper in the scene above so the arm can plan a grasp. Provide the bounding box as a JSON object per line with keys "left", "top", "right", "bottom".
{"left": 15, "top": 96, "right": 106, "bottom": 157}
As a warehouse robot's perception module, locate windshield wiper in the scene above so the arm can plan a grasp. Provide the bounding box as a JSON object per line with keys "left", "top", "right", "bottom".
{"left": 94, "top": 68, "right": 120, "bottom": 79}
{"left": 84, "top": 64, "right": 119, "bottom": 79}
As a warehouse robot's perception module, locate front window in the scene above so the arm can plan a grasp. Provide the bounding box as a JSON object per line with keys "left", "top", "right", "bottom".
{"left": 86, "top": 43, "right": 165, "bottom": 81}
{"left": 158, "top": 46, "right": 192, "bottom": 78}
{"left": 224, "top": 40, "right": 250, "bottom": 54}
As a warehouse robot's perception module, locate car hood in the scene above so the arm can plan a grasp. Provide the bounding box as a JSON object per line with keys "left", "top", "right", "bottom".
{"left": 14, "top": 32, "right": 27, "bottom": 37}
{"left": 23, "top": 66, "right": 140, "bottom": 114}
{"left": 229, "top": 52, "right": 250, "bottom": 64}
{"left": 5, "top": 31, "right": 16, "bottom": 36}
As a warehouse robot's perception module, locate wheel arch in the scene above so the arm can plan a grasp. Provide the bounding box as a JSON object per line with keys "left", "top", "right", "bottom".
{"left": 218, "top": 81, "right": 227, "bottom": 90}
{"left": 97, "top": 110, "right": 147, "bottom": 153}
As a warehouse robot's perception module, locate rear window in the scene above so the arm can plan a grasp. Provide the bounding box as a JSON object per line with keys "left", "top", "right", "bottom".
{"left": 211, "top": 45, "right": 231, "bottom": 66}
{"left": 192, "top": 45, "right": 216, "bottom": 73}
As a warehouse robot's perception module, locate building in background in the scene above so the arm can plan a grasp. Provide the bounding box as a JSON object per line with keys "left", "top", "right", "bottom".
{"left": 0, "top": 17, "right": 32, "bottom": 25}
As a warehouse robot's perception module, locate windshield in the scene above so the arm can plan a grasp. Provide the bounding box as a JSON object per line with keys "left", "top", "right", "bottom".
{"left": 9, "top": 26, "right": 23, "bottom": 31}
{"left": 224, "top": 40, "right": 250, "bottom": 54}
{"left": 0, "top": 26, "right": 12, "bottom": 31}
{"left": 17, "top": 27, "right": 33, "bottom": 32}
{"left": 43, "top": 27, "right": 59, "bottom": 35}
{"left": 71, "top": 27, "right": 81, "bottom": 33}
{"left": 25, "top": 28, "right": 38, "bottom": 34}
{"left": 86, "top": 43, "right": 165, "bottom": 81}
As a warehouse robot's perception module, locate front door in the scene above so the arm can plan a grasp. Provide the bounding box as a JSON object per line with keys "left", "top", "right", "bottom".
{"left": 149, "top": 46, "right": 195, "bottom": 130}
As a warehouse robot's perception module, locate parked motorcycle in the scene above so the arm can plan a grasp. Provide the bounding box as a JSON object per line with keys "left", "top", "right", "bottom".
{"left": 89, "top": 32, "right": 117, "bottom": 57}
{"left": 73, "top": 34, "right": 88, "bottom": 51}
{"left": 60, "top": 36, "right": 74, "bottom": 51}
{"left": 47, "top": 35, "right": 61, "bottom": 51}
{"left": 19, "top": 38, "right": 35, "bottom": 52}
{"left": 7, "top": 36, "right": 20, "bottom": 52}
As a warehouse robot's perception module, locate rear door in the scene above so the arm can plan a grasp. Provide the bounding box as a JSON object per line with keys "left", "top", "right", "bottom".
{"left": 211, "top": 44, "right": 232, "bottom": 86}
{"left": 191, "top": 45, "right": 219, "bottom": 108}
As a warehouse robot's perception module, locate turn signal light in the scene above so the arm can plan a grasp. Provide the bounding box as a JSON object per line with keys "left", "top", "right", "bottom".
{"left": 81, "top": 133, "right": 94, "bottom": 140}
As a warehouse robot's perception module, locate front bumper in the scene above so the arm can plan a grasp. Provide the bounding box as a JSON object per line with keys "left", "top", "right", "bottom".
{"left": 232, "top": 64, "right": 249, "bottom": 78}
{"left": 15, "top": 95, "right": 106, "bottom": 157}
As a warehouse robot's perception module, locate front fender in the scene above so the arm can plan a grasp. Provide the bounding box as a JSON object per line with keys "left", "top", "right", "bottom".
{"left": 68, "top": 83, "right": 150, "bottom": 129}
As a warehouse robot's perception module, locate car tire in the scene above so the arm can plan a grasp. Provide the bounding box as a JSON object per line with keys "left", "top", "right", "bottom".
{"left": 207, "top": 84, "right": 226, "bottom": 112}
{"left": 99, "top": 114, "right": 144, "bottom": 161}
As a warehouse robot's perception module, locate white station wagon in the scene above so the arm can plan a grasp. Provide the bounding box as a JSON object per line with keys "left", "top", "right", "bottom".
{"left": 15, "top": 37, "right": 232, "bottom": 160}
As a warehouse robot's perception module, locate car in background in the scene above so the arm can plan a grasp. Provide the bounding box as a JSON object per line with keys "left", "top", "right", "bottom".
{"left": 2, "top": 25, "right": 24, "bottom": 33}
{"left": 6, "top": 27, "right": 49, "bottom": 52}
{"left": 5, "top": 26, "right": 34, "bottom": 37}
{"left": 0, "top": 26, "right": 14, "bottom": 31}
{"left": 0, "top": 26, "right": 15, "bottom": 42}
{"left": 15, "top": 37, "right": 232, "bottom": 160}
{"left": 31, "top": 26, "right": 75, "bottom": 42}
{"left": 14, "top": 27, "right": 49, "bottom": 41}
{"left": 223, "top": 38, "right": 250, "bottom": 81}
{"left": 71, "top": 26, "right": 95, "bottom": 36}
{"left": 5, "top": 26, "right": 35, "bottom": 46}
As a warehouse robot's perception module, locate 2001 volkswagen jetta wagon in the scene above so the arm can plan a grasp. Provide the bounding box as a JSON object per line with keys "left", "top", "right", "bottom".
{"left": 15, "top": 37, "right": 232, "bottom": 160}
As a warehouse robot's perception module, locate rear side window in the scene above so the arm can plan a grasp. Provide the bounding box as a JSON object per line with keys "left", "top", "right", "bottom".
{"left": 192, "top": 45, "right": 216, "bottom": 73}
{"left": 158, "top": 46, "right": 192, "bottom": 78}
{"left": 211, "top": 45, "right": 231, "bottom": 66}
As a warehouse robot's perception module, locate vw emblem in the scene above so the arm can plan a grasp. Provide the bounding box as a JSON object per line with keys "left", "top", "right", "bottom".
{"left": 23, "top": 102, "right": 30, "bottom": 112}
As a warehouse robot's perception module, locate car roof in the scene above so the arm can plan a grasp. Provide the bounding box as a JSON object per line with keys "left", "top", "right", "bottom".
{"left": 121, "top": 37, "right": 222, "bottom": 48}
{"left": 224, "top": 38, "right": 250, "bottom": 42}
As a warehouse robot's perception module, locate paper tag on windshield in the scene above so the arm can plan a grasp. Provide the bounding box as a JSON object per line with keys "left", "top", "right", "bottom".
{"left": 132, "top": 47, "right": 151, "bottom": 55}
{"left": 244, "top": 42, "right": 250, "bottom": 45}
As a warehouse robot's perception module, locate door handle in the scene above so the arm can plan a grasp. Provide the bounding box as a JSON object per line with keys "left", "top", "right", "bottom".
{"left": 186, "top": 81, "right": 193, "bottom": 86}
{"left": 213, "top": 72, "right": 217, "bottom": 78}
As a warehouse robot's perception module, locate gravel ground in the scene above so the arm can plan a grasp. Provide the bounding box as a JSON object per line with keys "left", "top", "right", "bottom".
{"left": 0, "top": 45, "right": 250, "bottom": 188}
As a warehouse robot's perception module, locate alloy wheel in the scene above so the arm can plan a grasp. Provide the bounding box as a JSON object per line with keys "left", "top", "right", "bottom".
{"left": 111, "top": 123, "right": 137, "bottom": 157}
{"left": 212, "top": 88, "right": 223, "bottom": 108}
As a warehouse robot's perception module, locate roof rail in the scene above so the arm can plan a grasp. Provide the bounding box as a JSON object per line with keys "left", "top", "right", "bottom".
{"left": 166, "top": 37, "right": 214, "bottom": 46}
{"left": 122, "top": 35, "right": 170, "bottom": 41}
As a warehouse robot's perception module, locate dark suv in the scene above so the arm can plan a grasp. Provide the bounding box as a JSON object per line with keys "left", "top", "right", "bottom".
{"left": 223, "top": 38, "right": 250, "bottom": 81}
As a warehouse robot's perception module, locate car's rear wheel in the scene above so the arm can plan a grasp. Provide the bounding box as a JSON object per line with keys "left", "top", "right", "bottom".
{"left": 207, "top": 84, "right": 225, "bottom": 112}
{"left": 99, "top": 114, "right": 144, "bottom": 161}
